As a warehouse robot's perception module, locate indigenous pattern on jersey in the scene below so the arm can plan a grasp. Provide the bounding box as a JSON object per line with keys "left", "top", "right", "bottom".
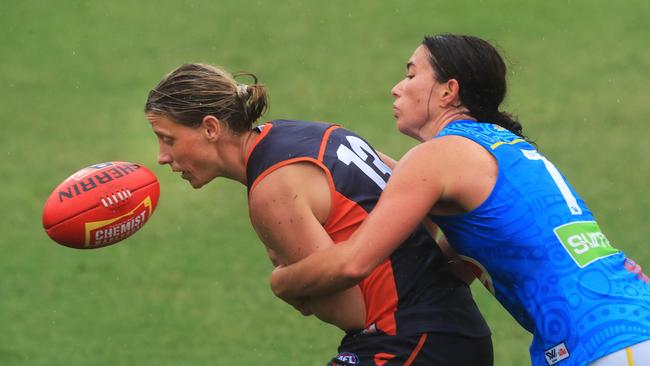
{"left": 430, "top": 120, "right": 650, "bottom": 366}
{"left": 246, "top": 120, "right": 490, "bottom": 337}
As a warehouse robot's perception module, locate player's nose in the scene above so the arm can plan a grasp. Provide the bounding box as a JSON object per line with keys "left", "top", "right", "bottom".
{"left": 391, "top": 80, "right": 403, "bottom": 98}
{"left": 157, "top": 150, "right": 172, "bottom": 165}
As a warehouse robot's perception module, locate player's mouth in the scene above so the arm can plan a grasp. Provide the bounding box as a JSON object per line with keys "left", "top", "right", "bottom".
{"left": 171, "top": 167, "right": 191, "bottom": 181}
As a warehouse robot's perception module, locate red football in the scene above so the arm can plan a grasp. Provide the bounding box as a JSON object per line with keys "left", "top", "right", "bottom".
{"left": 42, "top": 161, "right": 160, "bottom": 249}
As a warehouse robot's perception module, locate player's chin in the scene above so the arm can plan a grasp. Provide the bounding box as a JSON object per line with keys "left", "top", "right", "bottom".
{"left": 180, "top": 172, "right": 201, "bottom": 189}
{"left": 188, "top": 179, "right": 205, "bottom": 189}
{"left": 395, "top": 123, "right": 412, "bottom": 137}
{"left": 187, "top": 176, "right": 211, "bottom": 189}
{"left": 396, "top": 121, "right": 420, "bottom": 140}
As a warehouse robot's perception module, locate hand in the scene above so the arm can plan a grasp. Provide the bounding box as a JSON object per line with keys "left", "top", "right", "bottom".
{"left": 271, "top": 265, "right": 313, "bottom": 316}
{"left": 270, "top": 264, "right": 288, "bottom": 298}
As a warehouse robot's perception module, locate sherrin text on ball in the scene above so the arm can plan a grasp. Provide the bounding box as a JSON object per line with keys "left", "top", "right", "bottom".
{"left": 42, "top": 161, "right": 160, "bottom": 249}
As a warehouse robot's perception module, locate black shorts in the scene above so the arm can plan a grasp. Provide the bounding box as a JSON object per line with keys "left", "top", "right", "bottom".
{"left": 328, "top": 331, "right": 493, "bottom": 366}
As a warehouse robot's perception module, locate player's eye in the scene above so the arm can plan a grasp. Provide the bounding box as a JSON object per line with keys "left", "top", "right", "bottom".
{"left": 157, "top": 134, "right": 174, "bottom": 146}
{"left": 405, "top": 74, "right": 414, "bottom": 79}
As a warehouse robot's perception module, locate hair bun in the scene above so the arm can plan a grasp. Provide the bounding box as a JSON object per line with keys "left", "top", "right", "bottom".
{"left": 237, "top": 84, "right": 249, "bottom": 99}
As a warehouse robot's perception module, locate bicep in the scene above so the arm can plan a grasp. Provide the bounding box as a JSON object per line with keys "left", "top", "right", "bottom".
{"left": 250, "top": 164, "right": 367, "bottom": 329}
{"left": 249, "top": 164, "right": 335, "bottom": 262}
{"left": 266, "top": 247, "right": 283, "bottom": 267}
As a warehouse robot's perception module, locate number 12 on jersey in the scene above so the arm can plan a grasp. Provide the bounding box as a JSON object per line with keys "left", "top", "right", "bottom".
{"left": 336, "top": 135, "right": 391, "bottom": 190}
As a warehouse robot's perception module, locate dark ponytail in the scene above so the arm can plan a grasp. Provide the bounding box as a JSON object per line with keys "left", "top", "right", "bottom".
{"left": 422, "top": 34, "right": 525, "bottom": 138}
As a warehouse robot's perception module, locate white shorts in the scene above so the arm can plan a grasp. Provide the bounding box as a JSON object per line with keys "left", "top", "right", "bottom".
{"left": 589, "top": 339, "right": 650, "bottom": 366}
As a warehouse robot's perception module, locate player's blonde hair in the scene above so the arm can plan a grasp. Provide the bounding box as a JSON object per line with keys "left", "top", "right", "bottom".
{"left": 145, "top": 63, "right": 269, "bottom": 132}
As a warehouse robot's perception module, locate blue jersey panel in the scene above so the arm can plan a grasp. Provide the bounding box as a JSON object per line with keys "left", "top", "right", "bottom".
{"left": 430, "top": 120, "right": 650, "bottom": 366}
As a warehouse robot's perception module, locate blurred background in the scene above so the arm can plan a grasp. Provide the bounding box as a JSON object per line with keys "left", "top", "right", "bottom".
{"left": 2, "top": 1, "right": 649, "bottom": 365}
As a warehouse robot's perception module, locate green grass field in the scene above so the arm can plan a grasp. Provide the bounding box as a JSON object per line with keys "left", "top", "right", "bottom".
{"left": 2, "top": 1, "right": 649, "bottom": 365}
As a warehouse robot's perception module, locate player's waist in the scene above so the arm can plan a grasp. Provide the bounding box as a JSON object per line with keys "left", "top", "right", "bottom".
{"left": 362, "top": 280, "right": 490, "bottom": 337}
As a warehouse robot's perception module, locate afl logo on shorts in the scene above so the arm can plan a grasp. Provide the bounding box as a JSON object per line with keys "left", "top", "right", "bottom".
{"left": 459, "top": 255, "right": 495, "bottom": 295}
{"left": 331, "top": 352, "right": 360, "bottom": 365}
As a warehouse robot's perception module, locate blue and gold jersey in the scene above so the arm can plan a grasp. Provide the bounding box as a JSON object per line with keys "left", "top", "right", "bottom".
{"left": 430, "top": 120, "right": 650, "bottom": 366}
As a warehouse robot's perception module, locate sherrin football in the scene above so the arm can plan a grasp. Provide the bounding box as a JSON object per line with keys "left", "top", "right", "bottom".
{"left": 42, "top": 162, "right": 160, "bottom": 249}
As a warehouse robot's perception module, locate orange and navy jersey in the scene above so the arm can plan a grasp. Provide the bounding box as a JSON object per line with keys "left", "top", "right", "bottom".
{"left": 246, "top": 120, "right": 490, "bottom": 337}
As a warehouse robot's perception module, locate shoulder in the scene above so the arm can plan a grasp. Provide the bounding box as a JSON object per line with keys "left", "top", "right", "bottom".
{"left": 391, "top": 136, "right": 496, "bottom": 199}
{"left": 434, "top": 134, "right": 495, "bottom": 164}
{"left": 249, "top": 162, "right": 327, "bottom": 200}
{"left": 249, "top": 162, "right": 331, "bottom": 224}
{"left": 400, "top": 135, "right": 489, "bottom": 172}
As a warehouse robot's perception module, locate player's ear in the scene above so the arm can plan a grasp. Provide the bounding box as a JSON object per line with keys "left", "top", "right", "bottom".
{"left": 201, "top": 115, "right": 221, "bottom": 141}
{"left": 440, "top": 78, "right": 461, "bottom": 108}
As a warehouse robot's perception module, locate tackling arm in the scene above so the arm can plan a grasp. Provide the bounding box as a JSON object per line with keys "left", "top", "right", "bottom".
{"left": 270, "top": 141, "right": 448, "bottom": 298}
{"left": 382, "top": 153, "right": 475, "bottom": 285}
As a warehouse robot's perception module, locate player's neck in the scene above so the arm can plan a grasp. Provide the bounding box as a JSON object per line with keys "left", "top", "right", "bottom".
{"left": 418, "top": 110, "right": 475, "bottom": 141}
{"left": 224, "top": 129, "right": 260, "bottom": 185}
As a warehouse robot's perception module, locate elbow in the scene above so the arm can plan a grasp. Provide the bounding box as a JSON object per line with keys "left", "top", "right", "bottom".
{"left": 339, "top": 258, "right": 372, "bottom": 286}
{"left": 335, "top": 240, "right": 375, "bottom": 286}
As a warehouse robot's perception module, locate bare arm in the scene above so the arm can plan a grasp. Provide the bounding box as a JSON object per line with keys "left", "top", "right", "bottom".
{"left": 264, "top": 247, "right": 313, "bottom": 316}
{"left": 382, "top": 154, "right": 475, "bottom": 285}
{"left": 270, "top": 141, "right": 448, "bottom": 297}
{"left": 270, "top": 136, "right": 496, "bottom": 298}
{"left": 265, "top": 247, "right": 283, "bottom": 268}
{"left": 249, "top": 162, "right": 366, "bottom": 330}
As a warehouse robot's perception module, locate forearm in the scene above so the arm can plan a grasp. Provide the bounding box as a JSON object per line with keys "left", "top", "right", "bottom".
{"left": 273, "top": 143, "right": 447, "bottom": 301}
{"left": 308, "top": 286, "right": 366, "bottom": 331}
{"left": 271, "top": 193, "right": 430, "bottom": 298}
{"left": 271, "top": 241, "right": 369, "bottom": 298}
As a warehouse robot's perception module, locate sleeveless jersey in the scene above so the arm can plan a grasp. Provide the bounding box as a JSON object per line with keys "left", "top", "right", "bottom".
{"left": 246, "top": 120, "right": 490, "bottom": 337}
{"left": 430, "top": 120, "right": 650, "bottom": 366}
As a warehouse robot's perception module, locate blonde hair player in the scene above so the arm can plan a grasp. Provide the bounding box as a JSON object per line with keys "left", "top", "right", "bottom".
{"left": 144, "top": 63, "right": 493, "bottom": 365}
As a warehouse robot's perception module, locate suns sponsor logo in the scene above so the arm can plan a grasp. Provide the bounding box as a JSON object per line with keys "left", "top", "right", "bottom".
{"left": 58, "top": 163, "right": 141, "bottom": 202}
{"left": 544, "top": 342, "right": 570, "bottom": 365}
{"left": 84, "top": 196, "right": 153, "bottom": 246}
{"left": 554, "top": 221, "right": 619, "bottom": 268}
